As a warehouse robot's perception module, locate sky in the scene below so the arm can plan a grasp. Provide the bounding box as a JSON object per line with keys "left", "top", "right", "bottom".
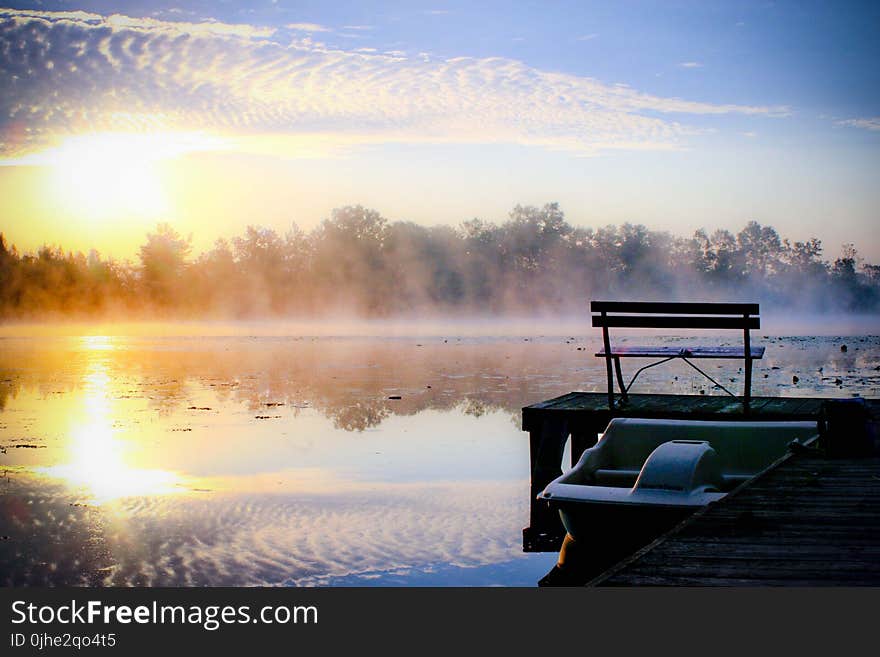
{"left": 0, "top": 1, "right": 878, "bottom": 261}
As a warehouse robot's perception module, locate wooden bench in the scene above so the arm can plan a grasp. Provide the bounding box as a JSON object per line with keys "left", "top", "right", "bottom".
{"left": 591, "top": 301, "right": 764, "bottom": 412}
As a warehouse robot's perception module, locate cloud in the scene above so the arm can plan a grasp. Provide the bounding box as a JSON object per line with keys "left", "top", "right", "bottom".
{"left": 577, "top": 33, "right": 599, "bottom": 41}
{"left": 836, "top": 117, "right": 880, "bottom": 132}
{"left": 0, "top": 9, "right": 789, "bottom": 160}
{"left": 285, "top": 22, "right": 331, "bottom": 33}
{"left": 679, "top": 61, "right": 704, "bottom": 68}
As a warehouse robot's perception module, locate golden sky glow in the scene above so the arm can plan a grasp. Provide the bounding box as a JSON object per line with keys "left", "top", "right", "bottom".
{"left": 1, "top": 6, "right": 878, "bottom": 259}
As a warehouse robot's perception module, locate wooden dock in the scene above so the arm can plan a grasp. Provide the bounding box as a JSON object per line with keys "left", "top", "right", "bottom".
{"left": 591, "top": 450, "right": 880, "bottom": 586}
{"left": 521, "top": 392, "right": 880, "bottom": 552}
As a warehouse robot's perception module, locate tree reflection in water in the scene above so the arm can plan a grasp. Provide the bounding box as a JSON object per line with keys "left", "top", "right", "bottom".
{"left": 0, "top": 331, "right": 877, "bottom": 586}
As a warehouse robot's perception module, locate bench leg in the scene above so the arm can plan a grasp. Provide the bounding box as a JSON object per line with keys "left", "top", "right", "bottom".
{"left": 744, "top": 356, "right": 752, "bottom": 415}
{"left": 601, "top": 322, "right": 615, "bottom": 410}
{"left": 743, "top": 324, "right": 752, "bottom": 415}
{"left": 604, "top": 355, "right": 615, "bottom": 409}
{"left": 613, "top": 356, "right": 628, "bottom": 403}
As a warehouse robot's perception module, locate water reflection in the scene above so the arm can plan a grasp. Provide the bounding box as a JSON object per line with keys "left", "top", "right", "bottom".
{"left": 0, "top": 331, "right": 878, "bottom": 586}
{"left": 1, "top": 334, "right": 877, "bottom": 429}
{"left": 1, "top": 471, "right": 558, "bottom": 586}
{"left": 80, "top": 335, "right": 117, "bottom": 352}
{"left": 36, "top": 362, "right": 182, "bottom": 503}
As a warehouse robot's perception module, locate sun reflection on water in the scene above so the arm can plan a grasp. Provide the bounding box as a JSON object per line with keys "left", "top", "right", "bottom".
{"left": 2, "top": 332, "right": 877, "bottom": 586}
{"left": 80, "top": 335, "right": 117, "bottom": 351}
{"left": 36, "top": 356, "right": 183, "bottom": 503}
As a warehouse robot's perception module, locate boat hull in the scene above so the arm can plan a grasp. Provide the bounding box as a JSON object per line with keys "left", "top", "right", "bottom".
{"left": 549, "top": 498, "right": 698, "bottom": 546}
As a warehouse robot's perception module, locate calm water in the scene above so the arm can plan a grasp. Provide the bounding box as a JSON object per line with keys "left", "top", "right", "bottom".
{"left": 1, "top": 326, "right": 878, "bottom": 586}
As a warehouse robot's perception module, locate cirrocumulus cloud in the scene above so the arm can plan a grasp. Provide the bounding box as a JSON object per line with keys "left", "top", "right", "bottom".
{"left": 0, "top": 8, "right": 789, "bottom": 160}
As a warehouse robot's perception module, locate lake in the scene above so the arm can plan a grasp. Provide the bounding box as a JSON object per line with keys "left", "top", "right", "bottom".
{"left": 1, "top": 323, "right": 878, "bottom": 586}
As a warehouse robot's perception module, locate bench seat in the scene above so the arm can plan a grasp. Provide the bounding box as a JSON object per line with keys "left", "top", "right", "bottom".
{"left": 591, "top": 300, "right": 763, "bottom": 410}
{"left": 595, "top": 346, "right": 765, "bottom": 359}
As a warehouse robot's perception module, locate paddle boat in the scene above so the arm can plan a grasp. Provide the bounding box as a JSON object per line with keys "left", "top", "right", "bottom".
{"left": 539, "top": 417, "right": 819, "bottom": 543}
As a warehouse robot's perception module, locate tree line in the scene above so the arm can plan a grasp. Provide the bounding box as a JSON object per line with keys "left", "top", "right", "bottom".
{"left": 1, "top": 203, "right": 878, "bottom": 319}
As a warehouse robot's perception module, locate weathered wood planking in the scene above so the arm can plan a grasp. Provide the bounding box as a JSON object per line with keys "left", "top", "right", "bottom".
{"left": 592, "top": 453, "right": 880, "bottom": 586}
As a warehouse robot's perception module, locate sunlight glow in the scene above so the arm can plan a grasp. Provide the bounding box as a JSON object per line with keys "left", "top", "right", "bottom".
{"left": 42, "top": 424, "right": 181, "bottom": 503}
{"left": 48, "top": 134, "right": 168, "bottom": 220}
{"left": 80, "top": 335, "right": 117, "bottom": 351}
{"left": 29, "top": 132, "right": 226, "bottom": 222}
{"left": 37, "top": 360, "right": 183, "bottom": 502}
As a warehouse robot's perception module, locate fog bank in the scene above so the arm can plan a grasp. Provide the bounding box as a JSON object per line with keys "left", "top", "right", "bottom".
{"left": 2, "top": 203, "right": 878, "bottom": 322}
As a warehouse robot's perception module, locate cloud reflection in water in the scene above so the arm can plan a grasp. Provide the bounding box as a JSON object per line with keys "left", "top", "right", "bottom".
{"left": 1, "top": 332, "right": 878, "bottom": 585}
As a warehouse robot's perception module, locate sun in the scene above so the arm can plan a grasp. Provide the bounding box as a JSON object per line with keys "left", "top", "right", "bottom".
{"left": 44, "top": 133, "right": 175, "bottom": 220}
{"left": 37, "top": 132, "right": 226, "bottom": 222}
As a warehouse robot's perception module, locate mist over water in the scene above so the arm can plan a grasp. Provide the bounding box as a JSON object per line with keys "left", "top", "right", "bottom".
{"left": 2, "top": 205, "right": 879, "bottom": 321}
{"left": 1, "top": 327, "right": 878, "bottom": 586}
{"left": 0, "top": 309, "right": 877, "bottom": 338}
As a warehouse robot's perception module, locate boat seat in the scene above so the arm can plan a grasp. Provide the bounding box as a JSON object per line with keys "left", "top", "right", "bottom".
{"left": 551, "top": 417, "right": 819, "bottom": 491}
{"left": 593, "top": 468, "right": 751, "bottom": 491}
{"left": 633, "top": 440, "right": 724, "bottom": 494}
{"left": 593, "top": 468, "right": 641, "bottom": 487}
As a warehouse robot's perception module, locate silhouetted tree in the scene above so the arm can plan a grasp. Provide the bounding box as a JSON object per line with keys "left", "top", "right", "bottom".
{"left": 139, "top": 223, "right": 192, "bottom": 309}
{"left": 310, "top": 206, "right": 389, "bottom": 314}
{"left": 1, "top": 204, "right": 879, "bottom": 318}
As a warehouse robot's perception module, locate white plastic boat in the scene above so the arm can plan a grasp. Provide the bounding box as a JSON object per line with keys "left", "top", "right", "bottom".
{"left": 539, "top": 418, "right": 819, "bottom": 543}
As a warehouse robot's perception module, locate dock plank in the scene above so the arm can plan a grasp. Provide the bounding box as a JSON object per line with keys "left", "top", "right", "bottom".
{"left": 592, "top": 455, "right": 880, "bottom": 586}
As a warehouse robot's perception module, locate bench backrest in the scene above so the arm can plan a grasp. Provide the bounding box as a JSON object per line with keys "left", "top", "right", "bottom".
{"left": 591, "top": 301, "right": 760, "bottom": 330}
